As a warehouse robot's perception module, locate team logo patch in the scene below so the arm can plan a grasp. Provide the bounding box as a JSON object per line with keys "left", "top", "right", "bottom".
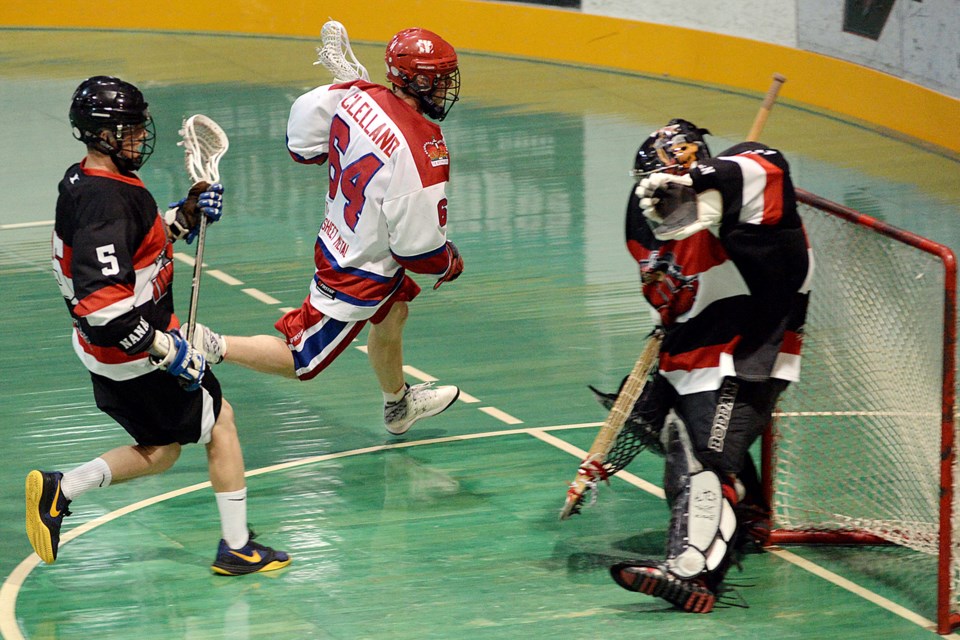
{"left": 423, "top": 138, "right": 449, "bottom": 167}
{"left": 151, "top": 252, "right": 174, "bottom": 303}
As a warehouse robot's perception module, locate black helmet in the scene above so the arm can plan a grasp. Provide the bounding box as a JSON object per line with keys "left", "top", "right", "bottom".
{"left": 69, "top": 76, "right": 156, "bottom": 171}
{"left": 631, "top": 118, "right": 711, "bottom": 179}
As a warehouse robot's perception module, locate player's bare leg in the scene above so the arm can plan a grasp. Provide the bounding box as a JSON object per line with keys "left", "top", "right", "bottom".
{"left": 367, "top": 301, "right": 408, "bottom": 395}
{"left": 369, "top": 302, "right": 460, "bottom": 435}
{"left": 220, "top": 334, "right": 297, "bottom": 379}
{"left": 205, "top": 399, "right": 290, "bottom": 575}
{"left": 205, "top": 399, "right": 245, "bottom": 493}
{"left": 99, "top": 442, "right": 182, "bottom": 480}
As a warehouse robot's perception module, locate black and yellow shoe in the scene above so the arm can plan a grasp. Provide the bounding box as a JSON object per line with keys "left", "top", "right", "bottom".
{"left": 25, "top": 470, "right": 72, "bottom": 564}
{"left": 211, "top": 531, "right": 291, "bottom": 576}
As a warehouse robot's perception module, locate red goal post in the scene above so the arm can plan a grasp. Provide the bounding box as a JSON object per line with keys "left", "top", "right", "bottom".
{"left": 761, "top": 189, "right": 958, "bottom": 634}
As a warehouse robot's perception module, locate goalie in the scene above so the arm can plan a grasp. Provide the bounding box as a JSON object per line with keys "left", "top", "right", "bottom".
{"left": 598, "top": 119, "right": 813, "bottom": 612}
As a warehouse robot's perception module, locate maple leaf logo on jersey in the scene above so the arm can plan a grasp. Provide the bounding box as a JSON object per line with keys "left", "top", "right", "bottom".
{"left": 423, "top": 138, "right": 449, "bottom": 167}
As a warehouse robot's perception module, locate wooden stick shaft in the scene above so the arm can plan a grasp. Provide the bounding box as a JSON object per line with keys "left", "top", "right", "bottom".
{"left": 746, "top": 73, "right": 786, "bottom": 142}
{"left": 559, "top": 331, "right": 663, "bottom": 519}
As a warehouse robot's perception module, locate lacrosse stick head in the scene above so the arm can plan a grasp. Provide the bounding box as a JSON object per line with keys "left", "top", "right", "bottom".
{"left": 385, "top": 28, "right": 460, "bottom": 122}
{"left": 178, "top": 114, "right": 229, "bottom": 184}
{"left": 314, "top": 19, "right": 370, "bottom": 83}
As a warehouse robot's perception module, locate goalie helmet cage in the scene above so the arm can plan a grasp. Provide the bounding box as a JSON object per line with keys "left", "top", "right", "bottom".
{"left": 761, "top": 189, "right": 958, "bottom": 634}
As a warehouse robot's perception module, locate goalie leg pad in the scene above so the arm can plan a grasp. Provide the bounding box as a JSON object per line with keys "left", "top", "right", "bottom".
{"left": 662, "top": 415, "right": 738, "bottom": 581}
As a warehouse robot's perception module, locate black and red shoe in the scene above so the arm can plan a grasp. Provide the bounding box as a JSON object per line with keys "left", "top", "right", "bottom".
{"left": 611, "top": 560, "right": 717, "bottom": 613}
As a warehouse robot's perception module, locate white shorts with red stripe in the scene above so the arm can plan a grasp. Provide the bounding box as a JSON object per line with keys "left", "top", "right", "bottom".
{"left": 275, "top": 275, "right": 420, "bottom": 380}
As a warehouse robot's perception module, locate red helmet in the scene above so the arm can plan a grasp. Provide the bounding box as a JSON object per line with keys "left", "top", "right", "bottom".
{"left": 385, "top": 28, "right": 460, "bottom": 121}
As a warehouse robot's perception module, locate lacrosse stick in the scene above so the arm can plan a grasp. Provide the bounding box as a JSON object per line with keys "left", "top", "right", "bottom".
{"left": 314, "top": 19, "right": 370, "bottom": 82}
{"left": 178, "top": 114, "right": 229, "bottom": 342}
{"left": 747, "top": 73, "right": 786, "bottom": 142}
{"left": 559, "top": 330, "right": 664, "bottom": 520}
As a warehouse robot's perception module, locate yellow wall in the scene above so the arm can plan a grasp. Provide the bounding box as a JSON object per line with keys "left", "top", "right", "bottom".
{"left": 3, "top": 0, "right": 957, "bottom": 153}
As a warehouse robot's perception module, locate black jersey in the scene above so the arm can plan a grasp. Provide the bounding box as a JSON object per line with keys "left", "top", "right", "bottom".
{"left": 52, "top": 160, "right": 177, "bottom": 380}
{"left": 626, "top": 143, "right": 812, "bottom": 394}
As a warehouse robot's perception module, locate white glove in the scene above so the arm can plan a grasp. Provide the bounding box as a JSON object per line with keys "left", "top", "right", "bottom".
{"left": 189, "top": 322, "right": 227, "bottom": 365}
{"left": 636, "top": 174, "right": 724, "bottom": 241}
{"left": 635, "top": 173, "right": 694, "bottom": 225}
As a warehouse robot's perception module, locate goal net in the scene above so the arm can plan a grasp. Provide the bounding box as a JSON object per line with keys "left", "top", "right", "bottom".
{"left": 762, "top": 189, "right": 958, "bottom": 634}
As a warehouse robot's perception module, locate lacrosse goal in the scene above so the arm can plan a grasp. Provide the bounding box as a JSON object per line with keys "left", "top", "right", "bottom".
{"left": 762, "top": 189, "right": 958, "bottom": 634}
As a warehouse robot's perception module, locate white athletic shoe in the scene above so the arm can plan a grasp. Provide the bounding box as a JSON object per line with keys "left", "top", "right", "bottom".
{"left": 190, "top": 322, "right": 227, "bottom": 364}
{"left": 384, "top": 382, "right": 460, "bottom": 435}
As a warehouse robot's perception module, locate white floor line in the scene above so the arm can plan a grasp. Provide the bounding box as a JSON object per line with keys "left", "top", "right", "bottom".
{"left": 401, "top": 364, "right": 436, "bottom": 382}
{"left": 2, "top": 423, "right": 952, "bottom": 639}
{"left": 530, "top": 428, "right": 951, "bottom": 637}
{"left": 528, "top": 429, "right": 665, "bottom": 499}
{"left": 206, "top": 269, "right": 243, "bottom": 285}
{"left": 172, "top": 251, "right": 196, "bottom": 267}
{"left": 478, "top": 406, "right": 523, "bottom": 425}
{"left": 5, "top": 251, "right": 944, "bottom": 636}
{"left": 765, "top": 546, "right": 945, "bottom": 635}
{"left": 241, "top": 287, "right": 281, "bottom": 305}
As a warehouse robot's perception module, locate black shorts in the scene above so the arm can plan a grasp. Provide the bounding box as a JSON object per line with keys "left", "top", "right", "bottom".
{"left": 674, "top": 377, "right": 788, "bottom": 475}
{"left": 90, "top": 367, "right": 223, "bottom": 447}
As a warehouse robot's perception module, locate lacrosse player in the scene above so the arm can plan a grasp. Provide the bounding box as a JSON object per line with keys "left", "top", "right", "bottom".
{"left": 26, "top": 76, "right": 290, "bottom": 575}
{"left": 193, "top": 28, "right": 464, "bottom": 436}
{"left": 600, "top": 119, "right": 812, "bottom": 611}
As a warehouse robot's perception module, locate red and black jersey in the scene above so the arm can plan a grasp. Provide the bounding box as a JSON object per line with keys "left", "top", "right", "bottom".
{"left": 52, "top": 159, "right": 178, "bottom": 380}
{"left": 626, "top": 142, "right": 812, "bottom": 395}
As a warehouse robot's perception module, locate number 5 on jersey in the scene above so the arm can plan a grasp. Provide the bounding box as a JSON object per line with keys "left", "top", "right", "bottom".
{"left": 328, "top": 115, "right": 384, "bottom": 232}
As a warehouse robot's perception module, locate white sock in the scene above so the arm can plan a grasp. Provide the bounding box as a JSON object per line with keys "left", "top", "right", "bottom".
{"left": 384, "top": 383, "right": 408, "bottom": 404}
{"left": 215, "top": 487, "right": 249, "bottom": 549}
{"left": 60, "top": 458, "right": 112, "bottom": 500}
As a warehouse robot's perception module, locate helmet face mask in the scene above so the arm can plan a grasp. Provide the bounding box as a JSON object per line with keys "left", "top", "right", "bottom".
{"left": 69, "top": 76, "right": 156, "bottom": 172}
{"left": 385, "top": 28, "right": 460, "bottom": 121}
{"left": 632, "top": 119, "right": 711, "bottom": 180}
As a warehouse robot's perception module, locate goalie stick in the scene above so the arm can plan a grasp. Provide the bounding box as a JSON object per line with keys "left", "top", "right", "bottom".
{"left": 559, "top": 330, "right": 664, "bottom": 520}
{"left": 747, "top": 73, "right": 786, "bottom": 143}
{"left": 178, "top": 114, "right": 229, "bottom": 343}
{"left": 559, "top": 73, "right": 788, "bottom": 520}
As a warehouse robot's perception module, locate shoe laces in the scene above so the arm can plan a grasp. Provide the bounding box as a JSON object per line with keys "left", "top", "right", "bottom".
{"left": 405, "top": 382, "right": 440, "bottom": 411}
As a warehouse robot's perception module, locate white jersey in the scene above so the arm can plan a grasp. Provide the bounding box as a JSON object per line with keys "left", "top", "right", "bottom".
{"left": 287, "top": 80, "right": 454, "bottom": 321}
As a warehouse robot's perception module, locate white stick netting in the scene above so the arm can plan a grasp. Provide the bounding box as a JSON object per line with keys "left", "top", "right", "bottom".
{"left": 179, "top": 115, "right": 229, "bottom": 184}
{"left": 314, "top": 19, "right": 369, "bottom": 83}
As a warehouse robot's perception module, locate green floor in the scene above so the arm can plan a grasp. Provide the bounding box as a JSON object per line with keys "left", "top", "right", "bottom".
{"left": 2, "top": 29, "right": 960, "bottom": 640}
